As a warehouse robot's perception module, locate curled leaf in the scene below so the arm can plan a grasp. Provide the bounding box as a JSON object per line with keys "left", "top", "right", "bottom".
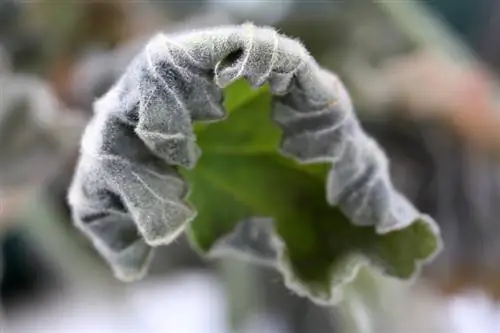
{"left": 68, "top": 24, "right": 441, "bottom": 302}
{"left": 209, "top": 217, "right": 279, "bottom": 268}
{"left": 186, "top": 81, "right": 440, "bottom": 303}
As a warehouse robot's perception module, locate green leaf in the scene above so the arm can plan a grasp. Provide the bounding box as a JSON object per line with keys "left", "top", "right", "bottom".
{"left": 183, "top": 80, "right": 440, "bottom": 304}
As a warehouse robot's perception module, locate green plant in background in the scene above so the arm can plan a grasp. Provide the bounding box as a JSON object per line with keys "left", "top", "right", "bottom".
{"left": 67, "top": 24, "right": 441, "bottom": 306}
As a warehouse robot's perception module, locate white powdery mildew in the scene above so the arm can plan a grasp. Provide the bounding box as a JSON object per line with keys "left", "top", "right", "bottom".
{"left": 68, "top": 24, "right": 438, "bottom": 283}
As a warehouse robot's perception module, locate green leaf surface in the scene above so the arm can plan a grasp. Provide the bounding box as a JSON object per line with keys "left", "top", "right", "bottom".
{"left": 183, "top": 80, "right": 440, "bottom": 303}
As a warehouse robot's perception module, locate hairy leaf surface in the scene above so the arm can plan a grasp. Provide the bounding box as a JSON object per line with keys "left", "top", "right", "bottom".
{"left": 186, "top": 80, "right": 440, "bottom": 303}
{"left": 67, "top": 24, "right": 441, "bottom": 304}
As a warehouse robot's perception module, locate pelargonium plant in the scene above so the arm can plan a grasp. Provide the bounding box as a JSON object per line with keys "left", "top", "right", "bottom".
{"left": 68, "top": 24, "right": 441, "bottom": 305}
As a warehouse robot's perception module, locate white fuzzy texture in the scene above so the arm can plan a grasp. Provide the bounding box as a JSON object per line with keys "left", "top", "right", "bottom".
{"left": 68, "top": 24, "right": 439, "bottom": 292}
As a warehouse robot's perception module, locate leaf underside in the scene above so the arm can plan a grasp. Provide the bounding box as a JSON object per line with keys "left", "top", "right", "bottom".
{"left": 184, "top": 80, "right": 440, "bottom": 303}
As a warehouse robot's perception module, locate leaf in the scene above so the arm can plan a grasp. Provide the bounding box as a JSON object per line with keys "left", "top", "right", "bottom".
{"left": 184, "top": 80, "right": 441, "bottom": 304}
{"left": 208, "top": 217, "right": 279, "bottom": 268}
{"left": 67, "top": 24, "right": 441, "bottom": 304}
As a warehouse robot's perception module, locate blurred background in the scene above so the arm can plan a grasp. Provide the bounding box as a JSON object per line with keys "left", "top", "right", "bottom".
{"left": 2, "top": 0, "right": 500, "bottom": 332}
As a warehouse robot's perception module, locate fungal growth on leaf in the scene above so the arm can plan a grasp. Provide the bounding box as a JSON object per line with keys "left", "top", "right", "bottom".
{"left": 68, "top": 24, "right": 442, "bottom": 304}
